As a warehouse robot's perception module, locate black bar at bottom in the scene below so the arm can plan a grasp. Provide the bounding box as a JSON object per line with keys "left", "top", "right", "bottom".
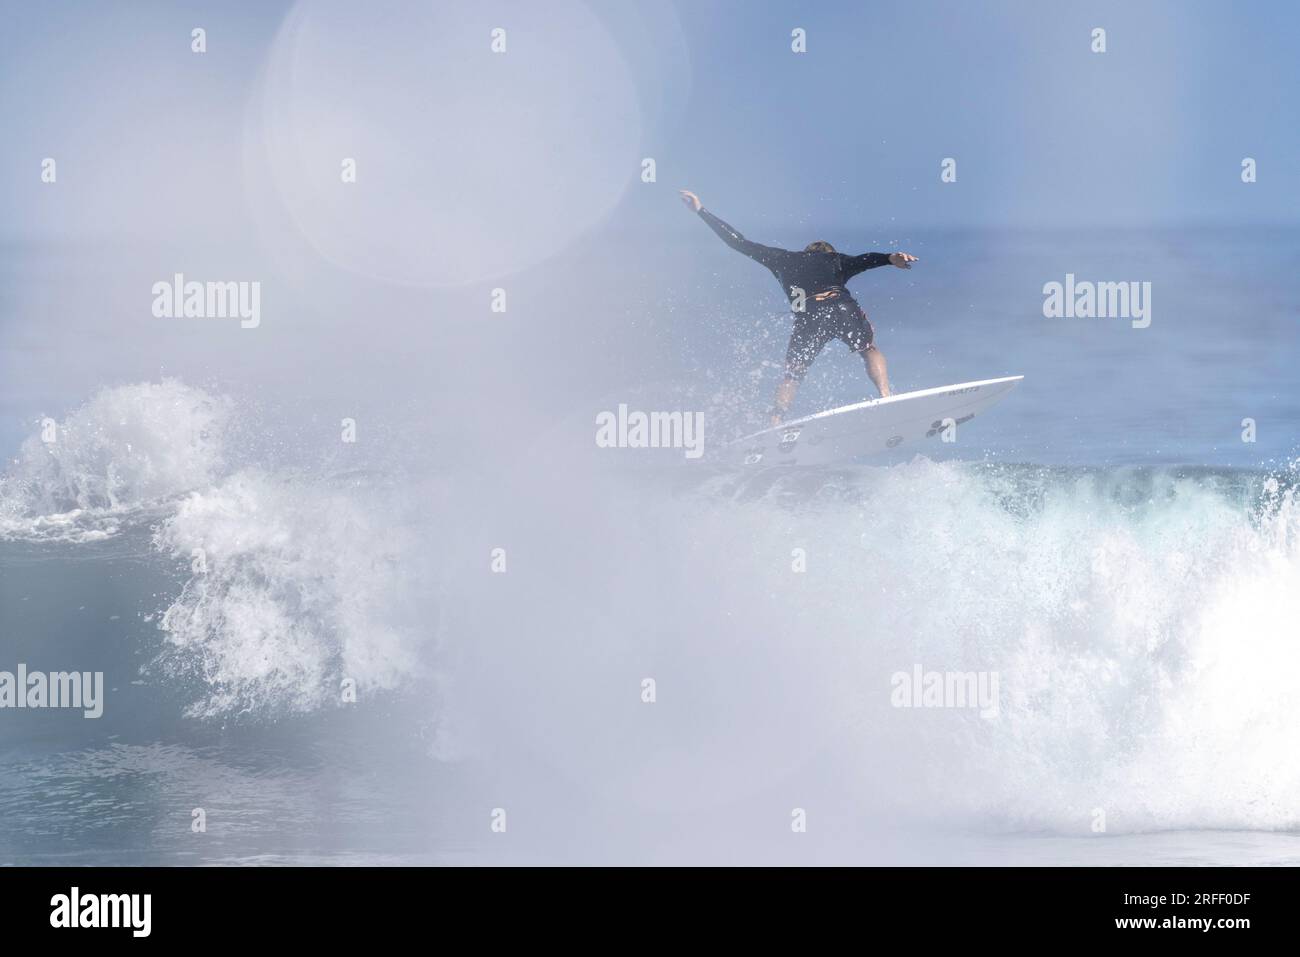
{"left": 0, "top": 865, "right": 1292, "bottom": 943}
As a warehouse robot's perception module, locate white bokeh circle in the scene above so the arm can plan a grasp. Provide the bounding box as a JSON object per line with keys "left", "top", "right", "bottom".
{"left": 252, "top": 0, "right": 643, "bottom": 286}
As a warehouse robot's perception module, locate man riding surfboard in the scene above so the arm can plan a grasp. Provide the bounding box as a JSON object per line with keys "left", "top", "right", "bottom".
{"left": 680, "top": 189, "right": 917, "bottom": 424}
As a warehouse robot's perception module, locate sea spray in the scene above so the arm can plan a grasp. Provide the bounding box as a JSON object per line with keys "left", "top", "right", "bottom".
{"left": 0, "top": 380, "right": 231, "bottom": 529}
{"left": 151, "top": 469, "right": 433, "bottom": 717}
{"left": 438, "top": 455, "right": 1300, "bottom": 833}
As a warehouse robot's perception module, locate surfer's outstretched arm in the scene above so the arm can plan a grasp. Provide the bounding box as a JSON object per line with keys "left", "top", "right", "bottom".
{"left": 680, "top": 190, "right": 784, "bottom": 268}
{"left": 841, "top": 251, "right": 919, "bottom": 279}
{"left": 840, "top": 252, "right": 892, "bottom": 277}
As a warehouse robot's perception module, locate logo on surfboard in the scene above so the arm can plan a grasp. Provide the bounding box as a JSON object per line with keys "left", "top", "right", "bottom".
{"left": 926, "top": 413, "right": 974, "bottom": 438}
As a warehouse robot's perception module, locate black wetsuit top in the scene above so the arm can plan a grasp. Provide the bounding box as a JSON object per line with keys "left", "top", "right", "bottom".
{"left": 698, "top": 208, "right": 892, "bottom": 308}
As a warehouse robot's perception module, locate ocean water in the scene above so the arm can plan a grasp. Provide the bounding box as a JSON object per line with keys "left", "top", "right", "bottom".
{"left": 1, "top": 228, "right": 1299, "bottom": 865}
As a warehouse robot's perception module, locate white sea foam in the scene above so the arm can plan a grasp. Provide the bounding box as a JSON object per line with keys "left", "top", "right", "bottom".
{"left": 441, "top": 456, "right": 1300, "bottom": 835}
{"left": 1, "top": 380, "right": 434, "bottom": 717}
{"left": 152, "top": 468, "right": 431, "bottom": 718}
{"left": 0, "top": 380, "right": 231, "bottom": 541}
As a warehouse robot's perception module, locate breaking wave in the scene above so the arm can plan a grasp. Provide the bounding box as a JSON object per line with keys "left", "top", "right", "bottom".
{"left": 3, "top": 379, "right": 1299, "bottom": 835}
{"left": 0, "top": 379, "right": 231, "bottom": 542}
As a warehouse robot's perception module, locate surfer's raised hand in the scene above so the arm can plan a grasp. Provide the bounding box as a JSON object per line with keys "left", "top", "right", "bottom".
{"left": 679, "top": 189, "right": 702, "bottom": 212}
{"left": 889, "top": 252, "right": 919, "bottom": 269}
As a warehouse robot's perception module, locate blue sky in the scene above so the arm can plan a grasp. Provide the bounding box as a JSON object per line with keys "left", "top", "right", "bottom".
{"left": 2, "top": 0, "right": 1296, "bottom": 242}
{"left": 650, "top": 0, "right": 1300, "bottom": 230}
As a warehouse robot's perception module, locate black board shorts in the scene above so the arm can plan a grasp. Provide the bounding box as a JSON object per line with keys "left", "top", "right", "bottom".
{"left": 784, "top": 297, "right": 875, "bottom": 381}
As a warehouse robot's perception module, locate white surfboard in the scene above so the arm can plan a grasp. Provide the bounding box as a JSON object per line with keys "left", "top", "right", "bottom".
{"left": 714, "top": 375, "right": 1023, "bottom": 467}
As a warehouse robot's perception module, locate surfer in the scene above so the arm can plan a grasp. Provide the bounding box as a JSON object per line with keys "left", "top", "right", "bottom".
{"left": 680, "top": 190, "right": 917, "bottom": 424}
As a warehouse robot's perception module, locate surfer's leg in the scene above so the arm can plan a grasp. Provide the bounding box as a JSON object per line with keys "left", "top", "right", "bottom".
{"left": 775, "top": 315, "right": 830, "bottom": 424}
{"left": 839, "top": 301, "right": 891, "bottom": 398}
{"left": 862, "top": 345, "right": 892, "bottom": 398}
{"left": 772, "top": 378, "right": 799, "bottom": 425}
